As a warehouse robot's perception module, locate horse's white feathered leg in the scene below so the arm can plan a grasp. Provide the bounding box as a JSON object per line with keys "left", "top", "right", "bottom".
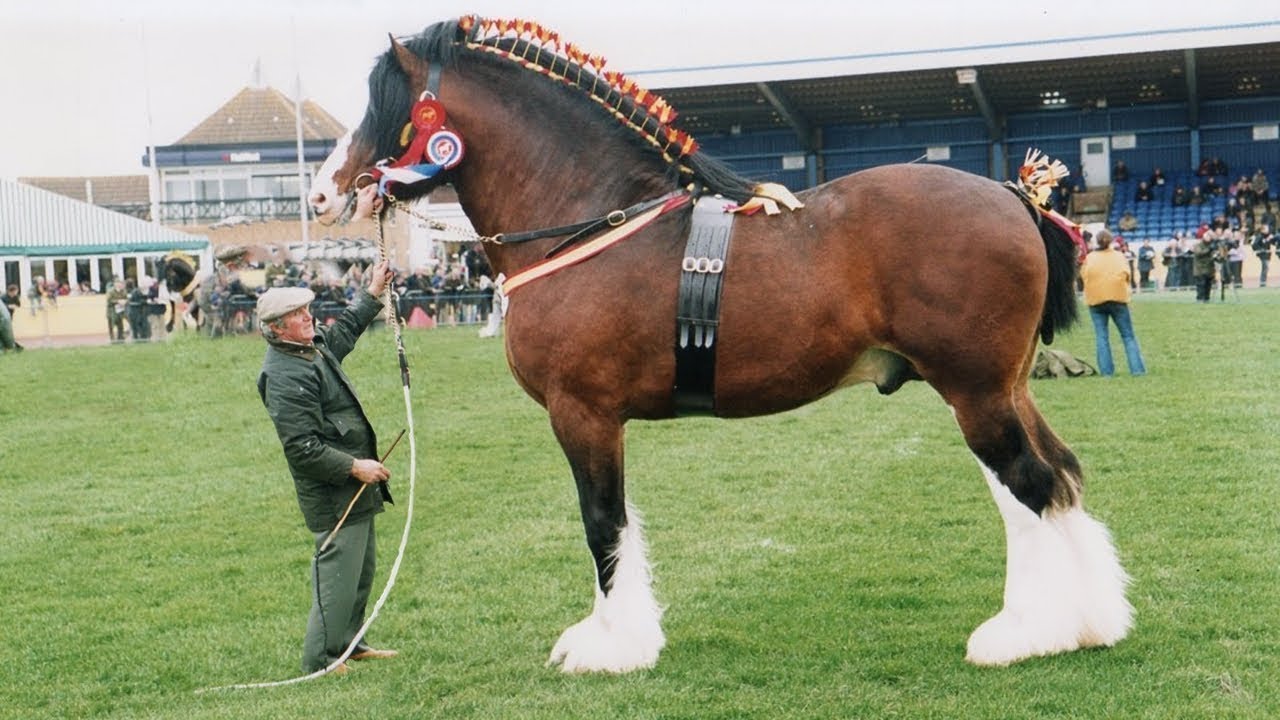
{"left": 967, "top": 460, "right": 1131, "bottom": 666}
{"left": 548, "top": 503, "right": 664, "bottom": 673}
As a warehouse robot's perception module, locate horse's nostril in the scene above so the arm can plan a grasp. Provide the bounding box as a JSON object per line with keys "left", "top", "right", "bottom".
{"left": 309, "top": 191, "right": 327, "bottom": 208}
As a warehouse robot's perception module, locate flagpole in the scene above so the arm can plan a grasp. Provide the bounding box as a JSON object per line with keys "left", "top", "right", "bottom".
{"left": 140, "top": 21, "right": 161, "bottom": 225}
{"left": 293, "top": 18, "right": 311, "bottom": 247}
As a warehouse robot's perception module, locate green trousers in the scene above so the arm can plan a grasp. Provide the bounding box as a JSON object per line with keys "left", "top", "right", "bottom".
{"left": 303, "top": 517, "right": 377, "bottom": 672}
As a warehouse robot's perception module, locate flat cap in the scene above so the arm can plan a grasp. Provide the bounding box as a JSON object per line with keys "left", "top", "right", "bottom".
{"left": 215, "top": 245, "right": 249, "bottom": 262}
{"left": 256, "top": 287, "right": 315, "bottom": 322}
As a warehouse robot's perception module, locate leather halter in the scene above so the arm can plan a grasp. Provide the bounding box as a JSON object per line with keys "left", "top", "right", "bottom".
{"left": 365, "top": 63, "right": 462, "bottom": 198}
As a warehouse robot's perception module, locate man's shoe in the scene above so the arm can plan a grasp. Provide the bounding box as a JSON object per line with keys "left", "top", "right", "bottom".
{"left": 350, "top": 647, "right": 398, "bottom": 661}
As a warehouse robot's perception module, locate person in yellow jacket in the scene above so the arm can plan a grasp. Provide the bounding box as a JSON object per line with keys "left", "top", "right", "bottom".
{"left": 1079, "top": 229, "right": 1147, "bottom": 376}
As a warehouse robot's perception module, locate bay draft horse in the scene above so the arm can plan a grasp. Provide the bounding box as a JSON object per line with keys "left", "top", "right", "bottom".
{"left": 309, "top": 17, "right": 1132, "bottom": 673}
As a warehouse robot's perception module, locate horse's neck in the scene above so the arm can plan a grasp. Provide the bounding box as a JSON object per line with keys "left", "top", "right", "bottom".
{"left": 447, "top": 68, "right": 672, "bottom": 272}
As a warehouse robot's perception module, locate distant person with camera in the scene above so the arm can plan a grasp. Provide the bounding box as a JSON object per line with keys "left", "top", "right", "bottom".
{"left": 1253, "top": 225, "right": 1275, "bottom": 287}
{"left": 1192, "top": 233, "right": 1217, "bottom": 303}
{"left": 1079, "top": 229, "right": 1147, "bottom": 377}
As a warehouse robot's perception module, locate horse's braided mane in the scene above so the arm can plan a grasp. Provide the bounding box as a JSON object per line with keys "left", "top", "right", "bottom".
{"left": 358, "top": 16, "right": 757, "bottom": 202}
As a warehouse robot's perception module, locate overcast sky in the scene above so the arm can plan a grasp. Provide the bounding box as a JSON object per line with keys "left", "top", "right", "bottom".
{"left": 1, "top": 0, "right": 1275, "bottom": 179}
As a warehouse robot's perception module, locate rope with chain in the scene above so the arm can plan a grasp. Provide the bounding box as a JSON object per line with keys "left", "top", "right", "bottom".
{"left": 198, "top": 204, "right": 420, "bottom": 692}
{"left": 385, "top": 193, "right": 498, "bottom": 244}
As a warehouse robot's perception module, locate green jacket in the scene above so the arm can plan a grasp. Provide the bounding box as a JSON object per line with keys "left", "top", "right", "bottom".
{"left": 1192, "top": 240, "right": 1217, "bottom": 277}
{"left": 257, "top": 290, "right": 386, "bottom": 532}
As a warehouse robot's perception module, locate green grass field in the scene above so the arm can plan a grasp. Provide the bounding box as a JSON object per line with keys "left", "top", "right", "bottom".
{"left": 2, "top": 290, "right": 1278, "bottom": 719}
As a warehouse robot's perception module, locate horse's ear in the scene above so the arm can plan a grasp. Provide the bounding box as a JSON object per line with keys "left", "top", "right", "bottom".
{"left": 389, "top": 34, "right": 417, "bottom": 74}
{"left": 389, "top": 33, "right": 427, "bottom": 92}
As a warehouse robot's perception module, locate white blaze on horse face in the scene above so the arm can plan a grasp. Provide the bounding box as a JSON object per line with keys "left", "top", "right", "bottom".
{"left": 965, "top": 458, "right": 1132, "bottom": 666}
{"left": 309, "top": 131, "right": 353, "bottom": 224}
{"left": 547, "top": 503, "right": 665, "bottom": 673}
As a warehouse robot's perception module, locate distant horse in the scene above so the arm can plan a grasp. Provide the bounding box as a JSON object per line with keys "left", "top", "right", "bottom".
{"left": 309, "top": 17, "right": 1131, "bottom": 673}
{"left": 161, "top": 252, "right": 201, "bottom": 333}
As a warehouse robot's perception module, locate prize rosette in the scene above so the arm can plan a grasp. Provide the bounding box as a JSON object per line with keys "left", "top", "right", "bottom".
{"left": 427, "top": 130, "right": 465, "bottom": 169}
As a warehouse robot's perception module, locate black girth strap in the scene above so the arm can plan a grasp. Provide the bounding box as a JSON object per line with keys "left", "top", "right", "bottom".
{"left": 673, "top": 196, "right": 737, "bottom": 416}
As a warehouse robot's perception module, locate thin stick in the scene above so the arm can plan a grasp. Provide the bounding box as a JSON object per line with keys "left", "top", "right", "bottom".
{"left": 318, "top": 429, "right": 405, "bottom": 553}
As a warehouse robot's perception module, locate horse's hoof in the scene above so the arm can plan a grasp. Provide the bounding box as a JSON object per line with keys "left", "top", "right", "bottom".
{"left": 965, "top": 610, "right": 1080, "bottom": 666}
{"left": 546, "top": 613, "right": 663, "bottom": 674}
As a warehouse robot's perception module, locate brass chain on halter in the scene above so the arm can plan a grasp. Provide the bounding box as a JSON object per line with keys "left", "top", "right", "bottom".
{"left": 385, "top": 194, "right": 503, "bottom": 245}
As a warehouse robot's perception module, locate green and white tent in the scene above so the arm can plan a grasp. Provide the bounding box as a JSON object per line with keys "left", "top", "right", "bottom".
{"left": 0, "top": 178, "right": 208, "bottom": 293}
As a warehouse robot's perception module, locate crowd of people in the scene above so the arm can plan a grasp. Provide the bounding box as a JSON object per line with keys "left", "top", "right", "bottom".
{"left": 254, "top": 244, "right": 497, "bottom": 329}
{"left": 1104, "top": 157, "right": 1277, "bottom": 293}
{"left": 180, "top": 242, "right": 499, "bottom": 340}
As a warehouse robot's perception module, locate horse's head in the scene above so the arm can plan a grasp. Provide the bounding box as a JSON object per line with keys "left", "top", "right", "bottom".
{"left": 162, "top": 253, "right": 198, "bottom": 300}
{"left": 310, "top": 16, "right": 756, "bottom": 229}
{"left": 310, "top": 24, "right": 460, "bottom": 224}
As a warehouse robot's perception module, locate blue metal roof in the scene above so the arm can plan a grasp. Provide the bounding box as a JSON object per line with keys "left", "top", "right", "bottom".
{"left": 0, "top": 179, "right": 208, "bottom": 255}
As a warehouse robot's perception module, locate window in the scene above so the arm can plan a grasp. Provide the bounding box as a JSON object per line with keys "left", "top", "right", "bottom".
{"left": 52, "top": 259, "right": 69, "bottom": 290}
{"left": 75, "top": 259, "right": 93, "bottom": 292}
{"left": 223, "top": 178, "right": 249, "bottom": 199}
{"left": 3, "top": 260, "right": 18, "bottom": 290}
{"left": 165, "top": 177, "right": 193, "bottom": 201}
{"left": 97, "top": 258, "right": 114, "bottom": 292}
{"left": 197, "top": 179, "right": 220, "bottom": 201}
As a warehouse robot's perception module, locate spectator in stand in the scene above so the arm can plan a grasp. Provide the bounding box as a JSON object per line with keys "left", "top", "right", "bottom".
{"left": 1188, "top": 186, "right": 1205, "bottom": 206}
{"left": 1261, "top": 206, "right": 1277, "bottom": 233}
{"left": 1171, "top": 185, "right": 1189, "bottom": 206}
{"left": 1149, "top": 167, "right": 1167, "bottom": 187}
{"left": 145, "top": 278, "right": 167, "bottom": 339}
{"left": 1118, "top": 210, "right": 1139, "bottom": 232}
{"left": 76, "top": 279, "right": 94, "bottom": 294}
{"left": 106, "top": 279, "right": 128, "bottom": 342}
{"left": 1198, "top": 156, "right": 1228, "bottom": 177}
{"left": 1251, "top": 168, "right": 1270, "bottom": 208}
{"left": 1134, "top": 181, "right": 1154, "bottom": 202}
{"left": 1080, "top": 229, "right": 1147, "bottom": 377}
{"left": 1162, "top": 236, "right": 1182, "bottom": 288}
{"left": 264, "top": 252, "right": 288, "bottom": 288}
{"left": 1232, "top": 208, "right": 1253, "bottom": 233}
{"left": 1192, "top": 233, "right": 1217, "bottom": 303}
{"left": 404, "top": 266, "right": 431, "bottom": 294}
{"left": 126, "top": 279, "right": 150, "bottom": 342}
{"left": 1137, "top": 239, "right": 1156, "bottom": 290}
{"left": 1225, "top": 230, "right": 1245, "bottom": 290}
{"left": 1112, "top": 159, "right": 1130, "bottom": 182}
{"left": 1178, "top": 234, "right": 1197, "bottom": 289}
{"left": 1201, "top": 175, "right": 1224, "bottom": 197}
{"left": 3, "top": 284, "right": 20, "bottom": 317}
{"left": 1234, "top": 176, "right": 1257, "bottom": 209}
{"left": 1251, "top": 224, "right": 1274, "bottom": 287}
{"left": 1053, "top": 182, "right": 1073, "bottom": 214}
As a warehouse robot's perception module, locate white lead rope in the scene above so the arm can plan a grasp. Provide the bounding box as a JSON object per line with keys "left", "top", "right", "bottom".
{"left": 198, "top": 207, "right": 418, "bottom": 693}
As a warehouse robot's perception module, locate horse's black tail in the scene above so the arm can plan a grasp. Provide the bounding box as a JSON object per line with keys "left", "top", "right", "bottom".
{"left": 1037, "top": 217, "right": 1080, "bottom": 345}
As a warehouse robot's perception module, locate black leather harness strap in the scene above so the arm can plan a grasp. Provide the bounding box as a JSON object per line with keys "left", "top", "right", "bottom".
{"left": 673, "top": 196, "right": 736, "bottom": 416}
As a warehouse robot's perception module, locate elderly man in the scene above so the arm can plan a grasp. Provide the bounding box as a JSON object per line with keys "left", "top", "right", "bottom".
{"left": 255, "top": 258, "right": 398, "bottom": 675}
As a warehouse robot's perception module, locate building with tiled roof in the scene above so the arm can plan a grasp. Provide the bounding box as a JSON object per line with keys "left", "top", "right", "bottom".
{"left": 142, "top": 83, "right": 346, "bottom": 228}
{"left": 18, "top": 175, "right": 151, "bottom": 219}
{"left": 175, "top": 87, "right": 346, "bottom": 146}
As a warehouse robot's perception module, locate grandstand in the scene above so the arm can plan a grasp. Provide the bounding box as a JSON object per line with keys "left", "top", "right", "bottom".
{"left": 643, "top": 33, "right": 1279, "bottom": 241}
